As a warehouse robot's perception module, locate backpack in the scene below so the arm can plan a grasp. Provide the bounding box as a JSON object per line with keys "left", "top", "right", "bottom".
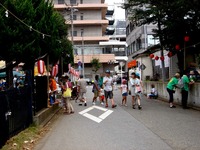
{"left": 177, "top": 77, "right": 184, "bottom": 89}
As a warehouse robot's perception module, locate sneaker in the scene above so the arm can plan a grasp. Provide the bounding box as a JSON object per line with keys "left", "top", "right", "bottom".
{"left": 112, "top": 104, "right": 117, "bottom": 108}
{"left": 138, "top": 105, "right": 142, "bottom": 110}
{"left": 78, "top": 103, "right": 83, "bottom": 106}
{"left": 101, "top": 102, "right": 104, "bottom": 105}
{"left": 170, "top": 105, "right": 176, "bottom": 108}
{"left": 132, "top": 105, "right": 135, "bottom": 109}
{"left": 92, "top": 102, "right": 96, "bottom": 105}
{"left": 124, "top": 104, "right": 128, "bottom": 107}
{"left": 84, "top": 103, "right": 87, "bottom": 106}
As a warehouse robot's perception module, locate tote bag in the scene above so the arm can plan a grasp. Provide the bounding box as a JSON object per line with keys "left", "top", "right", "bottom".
{"left": 62, "top": 82, "right": 72, "bottom": 98}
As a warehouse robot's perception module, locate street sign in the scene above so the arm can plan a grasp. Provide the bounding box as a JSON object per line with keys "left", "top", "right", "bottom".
{"left": 78, "top": 61, "right": 82, "bottom": 66}
{"left": 140, "top": 64, "right": 146, "bottom": 70}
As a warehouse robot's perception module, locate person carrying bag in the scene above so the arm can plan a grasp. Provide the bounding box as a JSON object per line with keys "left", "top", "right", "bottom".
{"left": 62, "top": 76, "right": 74, "bottom": 114}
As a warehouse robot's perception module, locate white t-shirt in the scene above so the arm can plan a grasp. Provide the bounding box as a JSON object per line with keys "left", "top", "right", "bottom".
{"left": 129, "top": 78, "right": 140, "bottom": 87}
{"left": 121, "top": 84, "right": 128, "bottom": 94}
{"left": 151, "top": 88, "right": 157, "bottom": 95}
{"left": 103, "top": 76, "right": 113, "bottom": 91}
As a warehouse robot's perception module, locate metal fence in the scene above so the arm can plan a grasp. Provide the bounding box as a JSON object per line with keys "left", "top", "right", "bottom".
{"left": 0, "top": 86, "right": 33, "bottom": 148}
{"left": 33, "top": 76, "right": 48, "bottom": 115}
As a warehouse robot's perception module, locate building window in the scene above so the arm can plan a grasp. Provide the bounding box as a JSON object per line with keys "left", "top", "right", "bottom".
{"left": 73, "top": 15, "right": 77, "bottom": 20}
{"left": 136, "top": 38, "right": 141, "bottom": 50}
{"left": 70, "top": 0, "right": 76, "bottom": 4}
{"left": 58, "top": 0, "right": 64, "bottom": 4}
{"left": 80, "top": 13, "right": 84, "bottom": 20}
{"left": 71, "top": 31, "right": 77, "bottom": 36}
{"left": 126, "top": 24, "right": 130, "bottom": 36}
{"left": 80, "top": 0, "right": 83, "bottom": 4}
{"left": 73, "top": 31, "right": 77, "bottom": 36}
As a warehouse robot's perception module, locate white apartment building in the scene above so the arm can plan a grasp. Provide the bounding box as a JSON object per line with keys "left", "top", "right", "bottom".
{"left": 54, "top": 0, "right": 116, "bottom": 78}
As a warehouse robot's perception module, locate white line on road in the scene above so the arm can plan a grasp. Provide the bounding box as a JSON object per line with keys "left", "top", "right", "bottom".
{"left": 79, "top": 107, "right": 94, "bottom": 115}
{"left": 99, "top": 110, "right": 113, "bottom": 119}
{"left": 79, "top": 106, "right": 114, "bottom": 123}
{"left": 83, "top": 113, "right": 102, "bottom": 123}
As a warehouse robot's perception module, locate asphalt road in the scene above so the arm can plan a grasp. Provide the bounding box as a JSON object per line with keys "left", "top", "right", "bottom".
{"left": 34, "top": 85, "right": 200, "bottom": 150}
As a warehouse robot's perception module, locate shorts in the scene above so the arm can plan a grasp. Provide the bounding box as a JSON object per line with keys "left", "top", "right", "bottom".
{"left": 122, "top": 92, "right": 128, "bottom": 96}
{"left": 104, "top": 91, "right": 113, "bottom": 99}
{"left": 79, "top": 92, "right": 86, "bottom": 100}
{"left": 93, "top": 91, "right": 99, "bottom": 97}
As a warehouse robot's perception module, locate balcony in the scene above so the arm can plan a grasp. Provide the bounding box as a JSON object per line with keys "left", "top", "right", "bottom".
{"left": 54, "top": 4, "right": 107, "bottom": 10}
{"left": 106, "top": 6, "right": 114, "bottom": 16}
{"left": 65, "top": 20, "right": 108, "bottom": 26}
{"left": 68, "top": 36, "right": 109, "bottom": 42}
{"left": 108, "top": 19, "right": 115, "bottom": 25}
{"left": 54, "top": 3, "right": 108, "bottom": 18}
{"left": 106, "top": 27, "right": 115, "bottom": 35}
{"left": 74, "top": 54, "right": 115, "bottom": 64}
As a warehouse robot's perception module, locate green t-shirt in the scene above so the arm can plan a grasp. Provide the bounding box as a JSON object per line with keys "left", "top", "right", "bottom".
{"left": 167, "top": 77, "right": 178, "bottom": 90}
{"left": 182, "top": 75, "right": 190, "bottom": 91}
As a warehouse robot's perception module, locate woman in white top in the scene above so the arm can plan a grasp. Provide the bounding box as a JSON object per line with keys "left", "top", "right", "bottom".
{"left": 129, "top": 72, "right": 142, "bottom": 109}
{"left": 135, "top": 74, "right": 143, "bottom": 109}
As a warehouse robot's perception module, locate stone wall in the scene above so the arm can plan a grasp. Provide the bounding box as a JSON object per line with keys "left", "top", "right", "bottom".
{"left": 143, "top": 81, "right": 200, "bottom": 108}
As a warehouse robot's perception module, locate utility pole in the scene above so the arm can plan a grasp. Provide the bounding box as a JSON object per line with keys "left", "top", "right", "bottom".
{"left": 81, "top": 30, "right": 85, "bottom": 78}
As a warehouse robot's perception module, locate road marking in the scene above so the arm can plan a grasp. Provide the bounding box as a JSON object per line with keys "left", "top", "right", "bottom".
{"left": 79, "top": 107, "right": 94, "bottom": 115}
{"left": 83, "top": 113, "right": 102, "bottom": 123}
{"left": 79, "top": 106, "right": 113, "bottom": 123}
{"left": 99, "top": 110, "right": 113, "bottom": 120}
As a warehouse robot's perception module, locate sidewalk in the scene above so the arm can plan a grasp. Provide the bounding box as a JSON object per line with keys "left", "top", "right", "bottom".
{"left": 34, "top": 85, "right": 200, "bottom": 150}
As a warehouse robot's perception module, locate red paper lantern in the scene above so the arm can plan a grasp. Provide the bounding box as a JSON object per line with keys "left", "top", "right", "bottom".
{"left": 160, "top": 56, "right": 165, "bottom": 61}
{"left": 155, "top": 56, "right": 159, "bottom": 60}
{"left": 52, "top": 64, "right": 58, "bottom": 77}
{"left": 37, "top": 60, "right": 45, "bottom": 75}
{"left": 184, "top": 36, "right": 189, "bottom": 42}
{"left": 175, "top": 44, "right": 180, "bottom": 50}
{"left": 149, "top": 54, "right": 154, "bottom": 59}
{"left": 167, "top": 52, "right": 173, "bottom": 57}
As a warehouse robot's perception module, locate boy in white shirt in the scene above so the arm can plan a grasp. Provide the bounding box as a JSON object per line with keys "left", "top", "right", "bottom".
{"left": 103, "top": 70, "right": 117, "bottom": 108}
{"left": 147, "top": 84, "right": 158, "bottom": 99}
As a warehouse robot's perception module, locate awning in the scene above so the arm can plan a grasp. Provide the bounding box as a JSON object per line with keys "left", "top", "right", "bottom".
{"left": 127, "top": 60, "right": 137, "bottom": 68}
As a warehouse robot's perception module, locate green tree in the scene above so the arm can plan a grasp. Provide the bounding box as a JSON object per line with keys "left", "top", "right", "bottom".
{"left": 90, "top": 58, "right": 102, "bottom": 73}
{"left": 124, "top": 0, "right": 200, "bottom": 78}
{"left": 0, "top": 0, "right": 73, "bottom": 86}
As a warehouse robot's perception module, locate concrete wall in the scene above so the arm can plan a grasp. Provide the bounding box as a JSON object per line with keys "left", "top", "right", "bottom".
{"left": 143, "top": 81, "right": 200, "bottom": 108}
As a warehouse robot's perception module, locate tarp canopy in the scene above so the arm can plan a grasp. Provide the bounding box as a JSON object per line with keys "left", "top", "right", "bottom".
{"left": 0, "top": 71, "right": 24, "bottom": 78}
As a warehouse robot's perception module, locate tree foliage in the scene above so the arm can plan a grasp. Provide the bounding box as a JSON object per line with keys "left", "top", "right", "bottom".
{"left": 0, "top": 0, "right": 73, "bottom": 68}
{"left": 124, "top": 0, "right": 200, "bottom": 71}
{"left": 90, "top": 58, "right": 102, "bottom": 73}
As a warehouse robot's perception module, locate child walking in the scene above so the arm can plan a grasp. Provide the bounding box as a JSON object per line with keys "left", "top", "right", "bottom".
{"left": 120, "top": 79, "right": 128, "bottom": 106}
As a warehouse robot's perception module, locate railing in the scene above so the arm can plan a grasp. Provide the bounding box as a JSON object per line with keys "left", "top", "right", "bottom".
{"left": 0, "top": 87, "right": 33, "bottom": 148}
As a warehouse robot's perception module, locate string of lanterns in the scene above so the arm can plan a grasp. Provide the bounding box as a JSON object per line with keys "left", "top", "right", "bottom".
{"left": 149, "top": 35, "right": 200, "bottom": 61}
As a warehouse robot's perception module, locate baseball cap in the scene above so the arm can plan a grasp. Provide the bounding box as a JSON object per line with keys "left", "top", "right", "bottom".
{"left": 105, "top": 70, "right": 110, "bottom": 73}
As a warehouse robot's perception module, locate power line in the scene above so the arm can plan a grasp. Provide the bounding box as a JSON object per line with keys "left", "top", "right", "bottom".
{"left": 0, "top": 2, "right": 51, "bottom": 38}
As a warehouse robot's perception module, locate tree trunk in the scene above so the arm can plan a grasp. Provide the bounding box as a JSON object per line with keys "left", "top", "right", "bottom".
{"left": 157, "top": 14, "right": 166, "bottom": 82}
